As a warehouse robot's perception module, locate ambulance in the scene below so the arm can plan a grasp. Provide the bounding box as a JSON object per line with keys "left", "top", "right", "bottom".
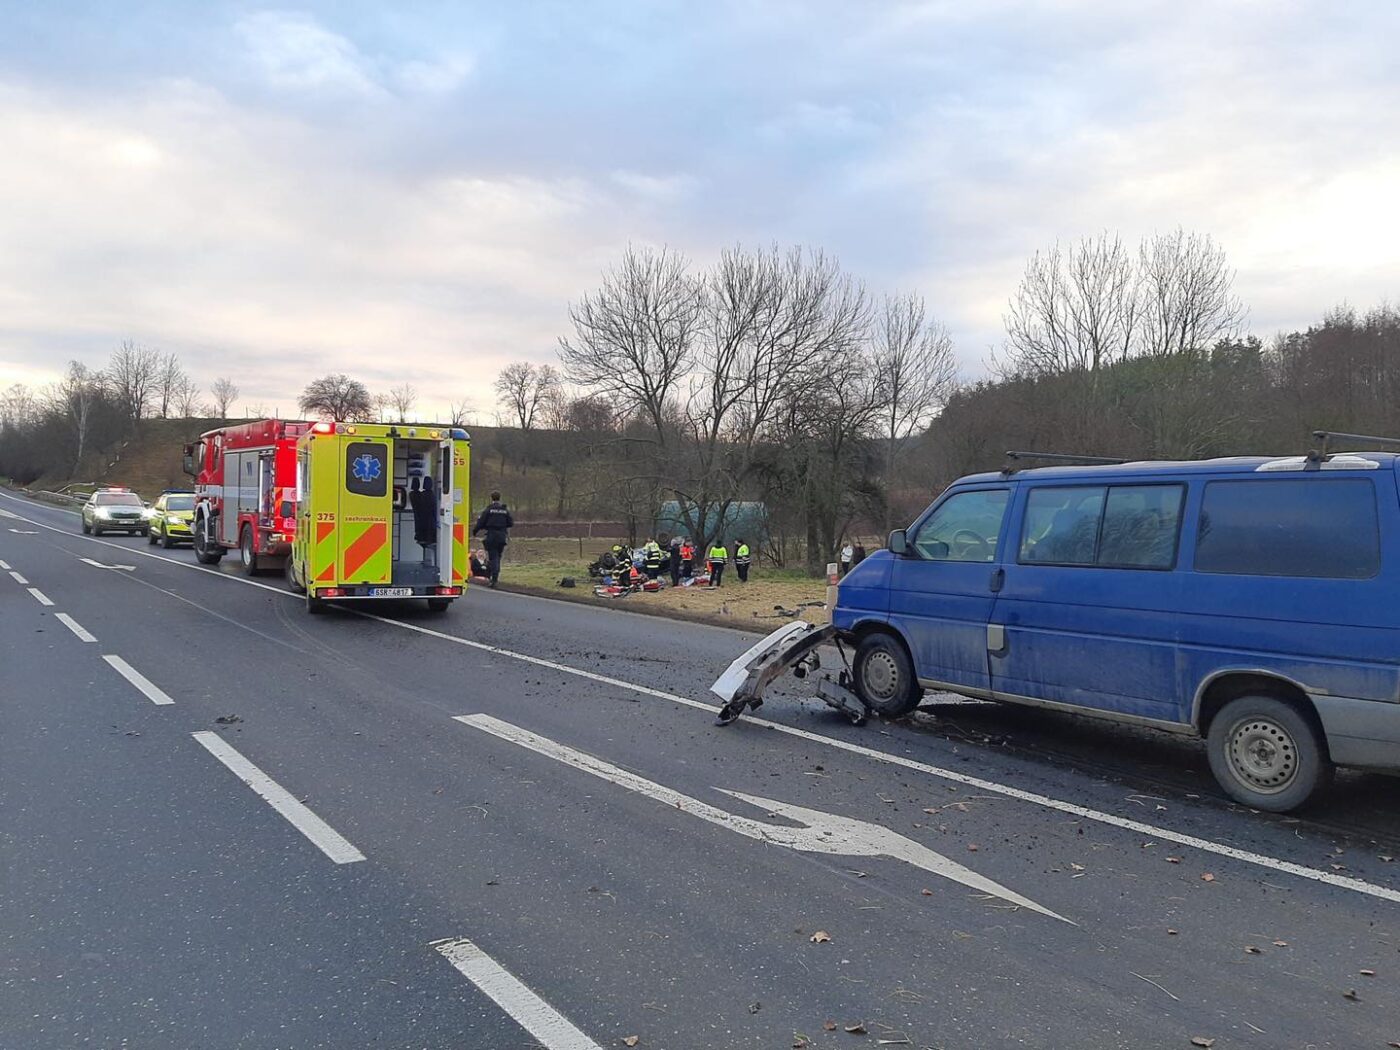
{"left": 285, "top": 421, "right": 471, "bottom": 613}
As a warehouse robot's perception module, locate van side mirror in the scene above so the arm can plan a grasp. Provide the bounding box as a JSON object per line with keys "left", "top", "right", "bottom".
{"left": 182, "top": 444, "right": 195, "bottom": 477}
{"left": 888, "top": 529, "right": 909, "bottom": 556}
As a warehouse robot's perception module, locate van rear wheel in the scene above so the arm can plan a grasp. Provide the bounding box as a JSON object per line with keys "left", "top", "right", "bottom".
{"left": 427, "top": 597, "right": 451, "bottom": 613}
{"left": 1206, "top": 695, "right": 1332, "bottom": 813}
{"left": 853, "top": 633, "right": 922, "bottom": 717}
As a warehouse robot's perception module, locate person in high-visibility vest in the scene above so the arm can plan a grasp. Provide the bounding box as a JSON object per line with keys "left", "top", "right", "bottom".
{"left": 735, "top": 538, "right": 751, "bottom": 583}
{"left": 643, "top": 539, "right": 663, "bottom": 579}
{"left": 708, "top": 540, "right": 728, "bottom": 587}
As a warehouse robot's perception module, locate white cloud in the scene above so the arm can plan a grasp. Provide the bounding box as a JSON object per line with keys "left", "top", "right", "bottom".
{"left": 236, "top": 10, "right": 384, "bottom": 97}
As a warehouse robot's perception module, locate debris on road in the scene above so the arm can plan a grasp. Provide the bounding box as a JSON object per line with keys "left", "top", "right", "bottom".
{"left": 810, "top": 930, "right": 831, "bottom": 943}
{"left": 214, "top": 714, "right": 242, "bottom": 724}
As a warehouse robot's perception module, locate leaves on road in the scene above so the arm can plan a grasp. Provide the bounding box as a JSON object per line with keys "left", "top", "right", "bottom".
{"left": 1272, "top": 940, "right": 1288, "bottom": 947}
{"left": 844, "top": 1022, "right": 868, "bottom": 1034}
{"left": 1200, "top": 873, "right": 1216, "bottom": 882}
{"left": 1244, "top": 945, "right": 1263, "bottom": 954}
{"left": 1166, "top": 856, "right": 1182, "bottom": 864}
{"left": 810, "top": 930, "right": 831, "bottom": 943}
{"left": 823, "top": 1021, "right": 838, "bottom": 1031}
{"left": 1343, "top": 988, "right": 1361, "bottom": 1002}
{"left": 622, "top": 1038, "right": 639, "bottom": 1047}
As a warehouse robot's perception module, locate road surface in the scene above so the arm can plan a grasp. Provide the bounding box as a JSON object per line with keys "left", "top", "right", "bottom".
{"left": 2, "top": 489, "right": 1398, "bottom": 1049}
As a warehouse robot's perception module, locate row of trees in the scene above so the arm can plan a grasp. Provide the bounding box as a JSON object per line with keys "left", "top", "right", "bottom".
{"left": 0, "top": 344, "right": 243, "bottom": 482}
{"left": 515, "top": 243, "right": 960, "bottom": 570}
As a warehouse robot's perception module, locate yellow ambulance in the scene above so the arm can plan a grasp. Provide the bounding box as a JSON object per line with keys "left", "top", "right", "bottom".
{"left": 286, "top": 421, "right": 470, "bottom": 613}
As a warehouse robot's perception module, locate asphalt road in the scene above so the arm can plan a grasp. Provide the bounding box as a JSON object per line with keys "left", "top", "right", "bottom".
{"left": 2, "top": 488, "right": 1399, "bottom": 1050}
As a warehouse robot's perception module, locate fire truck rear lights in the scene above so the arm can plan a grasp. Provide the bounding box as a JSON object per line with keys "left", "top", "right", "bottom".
{"left": 312, "top": 422, "right": 335, "bottom": 434}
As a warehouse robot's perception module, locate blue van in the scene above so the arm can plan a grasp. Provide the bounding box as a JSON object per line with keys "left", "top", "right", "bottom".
{"left": 832, "top": 444, "right": 1400, "bottom": 812}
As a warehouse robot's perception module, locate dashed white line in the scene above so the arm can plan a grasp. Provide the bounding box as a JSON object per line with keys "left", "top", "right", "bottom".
{"left": 0, "top": 558, "right": 10, "bottom": 569}
{"left": 1, "top": 489, "right": 1398, "bottom": 905}
{"left": 9, "top": 570, "right": 28, "bottom": 584}
{"left": 54, "top": 613, "right": 96, "bottom": 642}
{"left": 102, "top": 655, "right": 175, "bottom": 705}
{"left": 431, "top": 937, "right": 602, "bottom": 1050}
{"left": 191, "top": 731, "right": 366, "bottom": 864}
{"left": 27, "top": 587, "right": 53, "bottom": 606}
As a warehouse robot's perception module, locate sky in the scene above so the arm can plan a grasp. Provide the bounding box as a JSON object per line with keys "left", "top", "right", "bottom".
{"left": 1, "top": 1, "right": 1398, "bottom": 421}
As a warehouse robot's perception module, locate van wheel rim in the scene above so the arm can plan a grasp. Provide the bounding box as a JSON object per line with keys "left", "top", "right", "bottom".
{"left": 1227, "top": 718, "right": 1298, "bottom": 794}
{"left": 862, "top": 651, "right": 900, "bottom": 700}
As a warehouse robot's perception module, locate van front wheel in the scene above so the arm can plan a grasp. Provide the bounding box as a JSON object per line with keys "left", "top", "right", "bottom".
{"left": 1207, "top": 695, "right": 1332, "bottom": 813}
{"left": 853, "top": 633, "right": 922, "bottom": 718}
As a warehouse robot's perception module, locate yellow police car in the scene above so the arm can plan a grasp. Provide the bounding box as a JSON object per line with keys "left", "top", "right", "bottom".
{"left": 145, "top": 489, "right": 196, "bottom": 548}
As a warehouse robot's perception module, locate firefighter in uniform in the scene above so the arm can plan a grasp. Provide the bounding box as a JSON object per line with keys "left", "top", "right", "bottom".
{"left": 643, "top": 539, "right": 663, "bottom": 580}
{"left": 472, "top": 490, "right": 514, "bottom": 588}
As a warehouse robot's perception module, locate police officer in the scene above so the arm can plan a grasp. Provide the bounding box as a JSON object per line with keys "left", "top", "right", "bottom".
{"left": 735, "top": 537, "right": 751, "bottom": 583}
{"left": 472, "top": 490, "right": 514, "bottom": 589}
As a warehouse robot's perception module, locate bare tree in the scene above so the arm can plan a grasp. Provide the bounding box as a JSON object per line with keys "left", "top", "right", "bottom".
{"left": 106, "top": 341, "right": 161, "bottom": 424}
{"left": 1001, "top": 233, "right": 1140, "bottom": 378}
{"left": 298, "top": 373, "right": 373, "bottom": 421}
{"left": 49, "top": 362, "right": 102, "bottom": 469}
{"left": 494, "top": 362, "right": 560, "bottom": 431}
{"left": 448, "top": 399, "right": 474, "bottom": 427}
{"left": 210, "top": 377, "right": 240, "bottom": 419}
{"left": 874, "top": 292, "right": 959, "bottom": 530}
{"left": 1, "top": 383, "right": 37, "bottom": 432}
{"left": 1138, "top": 228, "right": 1246, "bottom": 357}
{"left": 153, "top": 352, "right": 189, "bottom": 419}
{"left": 173, "top": 376, "right": 202, "bottom": 418}
{"left": 387, "top": 383, "right": 418, "bottom": 423}
{"left": 678, "top": 245, "right": 870, "bottom": 548}
{"left": 558, "top": 245, "right": 701, "bottom": 444}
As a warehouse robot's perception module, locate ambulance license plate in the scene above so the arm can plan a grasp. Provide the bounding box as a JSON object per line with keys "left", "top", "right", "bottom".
{"left": 370, "top": 587, "right": 413, "bottom": 598}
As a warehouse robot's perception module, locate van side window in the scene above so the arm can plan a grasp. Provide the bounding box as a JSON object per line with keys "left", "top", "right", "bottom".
{"left": 1020, "top": 484, "right": 1184, "bottom": 569}
{"left": 1020, "top": 487, "right": 1105, "bottom": 565}
{"left": 911, "top": 489, "right": 1009, "bottom": 562}
{"left": 1195, "top": 479, "right": 1380, "bottom": 579}
{"left": 1099, "top": 485, "right": 1184, "bottom": 569}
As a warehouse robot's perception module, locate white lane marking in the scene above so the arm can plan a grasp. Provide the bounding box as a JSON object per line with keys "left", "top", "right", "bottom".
{"left": 54, "top": 613, "right": 96, "bottom": 643}
{"left": 80, "top": 557, "right": 135, "bottom": 571}
{"left": 431, "top": 936, "right": 603, "bottom": 1050}
{"left": 28, "top": 587, "right": 53, "bottom": 606}
{"left": 3, "top": 489, "right": 1398, "bottom": 905}
{"left": 102, "top": 655, "right": 175, "bottom": 706}
{"left": 9, "top": 570, "right": 29, "bottom": 584}
{"left": 191, "top": 731, "right": 366, "bottom": 864}
{"left": 0, "top": 559, "right": 9, "bottom": 568}
{"left": 459, "top": 714, "right": 1066, "bottom": 921}
{"left": 8, "top": 528, "right": 38, "bottom": 534}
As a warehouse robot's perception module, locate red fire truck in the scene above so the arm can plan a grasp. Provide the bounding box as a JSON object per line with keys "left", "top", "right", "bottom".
{"left": 183, "top": 419, "right": 310, "bottom": 574}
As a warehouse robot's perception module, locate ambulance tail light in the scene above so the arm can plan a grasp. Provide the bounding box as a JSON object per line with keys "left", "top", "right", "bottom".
{"left": 319, "top": 587, "right": 345, "bottom": 598}
{"left": 435, "top": 586, "right": 462, "bottom": 596}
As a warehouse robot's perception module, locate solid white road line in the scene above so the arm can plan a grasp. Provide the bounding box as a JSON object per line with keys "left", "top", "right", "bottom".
{"left": 102, "top": 655, "right": 175, "bottom": 706}
{"left": 191, "top": 731, "right": 366, "bottom": 864}
{"left": 27, "top": 587, "right": 53, "bottom": 606}
{"left": 2, "top": 488, "right": 1397, "bottom": 905}
{"left": 458, "top": 714, "right": 1066, "bottom": 921}
{"left": 9, "top": 569, "right": 28, "bottom": 584}
{"left": 431, "top": 936, "right": 603, "bottom": 1050}
{"left": 54, "top": 613, "right": 96, "bottom": 643}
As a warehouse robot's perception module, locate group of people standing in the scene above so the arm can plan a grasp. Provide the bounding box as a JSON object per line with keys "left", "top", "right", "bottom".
{"left": 607, "top": 535, "right": 752, "bottom": 588}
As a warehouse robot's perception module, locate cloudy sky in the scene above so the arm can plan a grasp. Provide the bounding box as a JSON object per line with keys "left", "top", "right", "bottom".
{"left": 2, "top": 1, "right": 1397, "bottom": 419}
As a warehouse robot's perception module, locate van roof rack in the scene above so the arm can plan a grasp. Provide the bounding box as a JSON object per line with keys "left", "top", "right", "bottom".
{"left": 1001, "top": 451, "right": 1127, "bottom": 475}
{"left": 1308, "top": 431, "right": 1400, "bottom": 465}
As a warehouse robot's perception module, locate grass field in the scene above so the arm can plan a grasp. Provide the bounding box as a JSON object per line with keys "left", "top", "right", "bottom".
{"left": 494, "top": 538, "right": 831, "bottom": 628}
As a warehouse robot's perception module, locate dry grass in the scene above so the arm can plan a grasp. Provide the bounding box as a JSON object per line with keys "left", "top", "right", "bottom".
{"left": 492, "top": 540, "right": 830, "bottom": 629}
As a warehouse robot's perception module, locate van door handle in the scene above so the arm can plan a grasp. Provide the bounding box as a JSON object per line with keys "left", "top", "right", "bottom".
{"left": 989, "top": 567, "right": 1005, "bottom": 593}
